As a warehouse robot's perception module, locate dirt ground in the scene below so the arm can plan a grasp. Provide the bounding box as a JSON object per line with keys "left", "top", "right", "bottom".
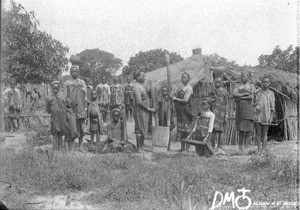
{"left": 0, "top": 121, "right": 298, "bottom": 209}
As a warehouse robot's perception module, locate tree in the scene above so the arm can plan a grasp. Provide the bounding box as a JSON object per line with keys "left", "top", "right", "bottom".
{"left": 76, "top": 49, "right": 122, "bottom": 85}
{"left": 2, "top": 1, "right": 69, "bottom": 84}
{"left": 258, "top": 45, "right": 299, "bottom": 74}
{"left": 122, "top": 49, "right": 184, "bottom": 75}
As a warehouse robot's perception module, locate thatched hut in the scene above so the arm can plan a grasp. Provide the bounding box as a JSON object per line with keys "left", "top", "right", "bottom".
{"left": 145, "top": 52, "right": 298, "bottom": 143}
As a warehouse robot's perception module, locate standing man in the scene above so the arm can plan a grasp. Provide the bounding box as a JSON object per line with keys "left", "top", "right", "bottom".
{"left": 3, "top": 79, "right": 21, "bottom": 132}
{"left": 64, "top": 65, "right": 87, "bottom": 152}
{"left": 124, "top": 76, "right": 134, "bottom": 121}
{"left": 96, "top": 76, "right": 110, "bottom": 122}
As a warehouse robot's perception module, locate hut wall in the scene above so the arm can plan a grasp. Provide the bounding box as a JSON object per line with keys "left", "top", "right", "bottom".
{"left": 284, "top": 98, "right": 298, "bottom": 141}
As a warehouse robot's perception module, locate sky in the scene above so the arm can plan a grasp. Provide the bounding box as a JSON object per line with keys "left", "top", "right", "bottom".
{"left": 4, "top": 0, "right": 298, "bottom": 71}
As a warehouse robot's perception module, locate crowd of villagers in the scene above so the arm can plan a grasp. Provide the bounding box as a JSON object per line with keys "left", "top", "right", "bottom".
{"left": 3, "top": 65, "right": 275, "bottom": 156}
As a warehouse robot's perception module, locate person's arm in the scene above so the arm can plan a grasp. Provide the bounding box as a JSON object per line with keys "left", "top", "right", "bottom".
{"left": 270, "top": 91, "right": 275, "bottom": 122}
{"left": 186, "top": 117, "right": 199, "bottom": 139}
{"left": 232, "top": 84, "right": 250, "bottom": 98}
{"left": 45, "top": 97, "right": 51, "bottom": 114}
{"left": 203, "top": 113, "right": 215, "bottom": 143}
{"left": 133, "top": 85, "right": 155, "bottom": 112}
{"left": 107, "top": 124, "right": 119, "bottom": 142}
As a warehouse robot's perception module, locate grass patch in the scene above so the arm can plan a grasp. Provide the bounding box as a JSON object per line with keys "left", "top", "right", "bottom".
{"left": 0, "top": 147, "right": 297, "bottom": 209}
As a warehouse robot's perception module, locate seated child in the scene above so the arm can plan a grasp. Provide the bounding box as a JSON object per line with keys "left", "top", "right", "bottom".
{"left": 65, "top": 98, "right": 79, "bottom": 152}
{"left": 103, "top": 108, "right": 135, "bottom": 153}
{"left": 186, "top": 97, "right": 215, "bottom": 157}
{"left": 45, "top": 81, "right": 69, "bottom": 151}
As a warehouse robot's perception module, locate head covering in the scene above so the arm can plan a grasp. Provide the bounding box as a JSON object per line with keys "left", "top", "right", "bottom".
{"left": 111, "top": 108, "right": 121, "bottom": 116}
{"left": 51, "top": 80, "right": 61, "bottom": 86}
{"left": 182, "top": 72, "right": 191, "bottom": 79}
{"left": 202, "top": 96, "right": 212, "bottom": 105}
{"left": 70, "top": 65, "right": 79, "bottom": 71}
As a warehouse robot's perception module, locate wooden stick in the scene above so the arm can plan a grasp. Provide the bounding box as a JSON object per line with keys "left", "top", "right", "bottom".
{"left": 150, "top": 81, "right": 158, "bottom": 126}
{"left": 165, "top": 54, "right": 171, "bottom": 151}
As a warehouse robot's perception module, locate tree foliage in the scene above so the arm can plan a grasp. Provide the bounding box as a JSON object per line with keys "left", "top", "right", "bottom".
{"left": 258, "top": 45, "right": 299, "bottom": 74}
{"left": 2, "top": 0, "right": 69, "bottom": 84}
{"left": 76, "top": 49, "right": 122, "bottom": 85}
{"left": 122, "top": 49, "right": 184, "bottom": 75}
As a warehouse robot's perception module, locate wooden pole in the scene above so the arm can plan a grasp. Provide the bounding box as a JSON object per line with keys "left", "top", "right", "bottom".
{"left": 165, "top": 54, "right": 171, "bottom": 151}
{"left": 0, "top": 4, "right": 3, "bottom": 132}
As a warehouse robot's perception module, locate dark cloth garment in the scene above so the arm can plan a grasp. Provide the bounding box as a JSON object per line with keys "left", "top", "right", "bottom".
{"left": 193, "top": 115, "right": 213, "bottom": 157}
{"left": 107, "top": 120, "right": 124, "bottom": 141}
{"left": 209, "top": 88, "right": 228, "bottom": 132}
{"left": 158, "top": 96, "right": 175, "bottom": 129}
{"left": 174, "top": 89, "right": 194, "bottom": 134}
{"left": 90, "top": 118, "right": 99, "bottom": 131}
{"left": 235, "top": 99, "right": 254, "bottom": 132}
{"left": 110, "top": 84, "right": 123, "bottom": 106}
{"left": 66, "top": 108, "right": 79, "bottom": 141}
{"left": 87, "top": 100, "right": 104, "bottom": 133}
{"left": 133, "top": 83, "right": 150, "bottom": 136}
{"left": 77, "top": 119, "right": 85, "bottom": 136}
{"left": 45, "top": 94, "right": 69, "bottom": 136}
{"left": 65, "top": 78, "right": 87, "bottom": 119}
{"left": 124, "top": 84, "right": 134, "bottom": 106}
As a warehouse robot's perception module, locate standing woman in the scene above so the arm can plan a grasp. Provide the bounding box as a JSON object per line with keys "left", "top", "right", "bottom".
{"left": 64, "top": 65, "right": 87, "bottom": 152}
{"left": 209, "top": 77, "right": 229, "bottom": 149}
{"left": 132, "top": 70, "right": 156, "bottom": 152}
{"left": 232, "top": 71, "right": 255, "bottom": 150}
{"left": 172, "top": 72, "right": 194, "bottom": 152}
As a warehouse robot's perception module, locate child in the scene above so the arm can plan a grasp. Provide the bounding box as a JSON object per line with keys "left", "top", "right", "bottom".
{"left": 209, "top": 77, "right": 228, "bottom": 149}
{"left": 124, "top": 76, "right": 134, "bottom": 121}
{"left": 253, "top": 75, "right": 275, "bottom": 153}
{"left": 110, "top": 77, "right": 123, "bottom": 110}
{"left": 104, "top": 108, "right": 134, "bottom": 152}
{"left": 158, "top": 86, "right": 175, "bottom": 130}
{"left": 65, "top": 98, "right": 79, "bottom": 152}
{"left": 96, "top": 76, "right": 110, "bottom": 122}
{"left": 3, "top": 78, "right": 21, "bottom": 132}
{"left": 87, "top": 89, "right": 103, "bottom": 143}
{"left": 45, "top": 81, "right": 69, "bottom": 151}
{"left": 186, "top": 97, "right": 215, "bottom": 157}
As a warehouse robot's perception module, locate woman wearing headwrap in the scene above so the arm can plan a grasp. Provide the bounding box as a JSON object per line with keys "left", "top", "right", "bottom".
{"left": 171, "top": 72, "right": 194, "bottom": 152}
{"left": 64, "top": 65, "right": 87, "bottom": 152}
{"left": 232, "top": 71, "right": 255, "bottom": 150}
{"left": 132, "top": 70, "right": 156, "bottom": 152}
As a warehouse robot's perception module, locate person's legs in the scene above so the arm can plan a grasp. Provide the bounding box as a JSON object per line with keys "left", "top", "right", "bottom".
{"left": 211, "top": 131, "right": 217, "bottom": 148}
{"left": 57, "top": 134, "right": 63, "bottom": 151}
{"left": 262, "top": 125, "right": 269, "bottom": 151}
{"left": 255, "top": 123, "right": 262, "bottom": 153}
{"left": 136, "top": 134, "right": 143, "bottom": 152}
{"left": 78, "top": 119, "right": 85, "bottom": 152}
{"left": 245, "top": 131, "right": 251, "bottom": 150}
{"left": 218, "top": 132, "right": 223, "bottom": 149}
{"left": 91, "top": 131, "right": 95, "bottom": 143}
{"left": 53, "top": 135, "right": 58, "bottom": 151}
{"left": 238, "top": 131, "right": 244, "bottom": 150}
{"left": 96, "top": 131, "right": 100, "bottom": 142}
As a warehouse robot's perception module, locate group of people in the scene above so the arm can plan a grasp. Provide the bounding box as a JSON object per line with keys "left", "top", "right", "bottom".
{"left": 13, "top": 63, "right": 273, "bottom": 156}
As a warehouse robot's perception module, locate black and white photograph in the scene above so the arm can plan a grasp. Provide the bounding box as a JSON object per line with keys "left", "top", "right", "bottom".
{"left": 0, "top": 0, "right": 299, "bottom": 209}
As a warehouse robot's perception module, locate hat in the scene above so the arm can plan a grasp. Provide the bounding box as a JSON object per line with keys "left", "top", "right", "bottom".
{"left": 111, "top": 108, "right": 121, "bottom": 116}
{"left": 51, "top": 80, "right": 61, "bottom": 86}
